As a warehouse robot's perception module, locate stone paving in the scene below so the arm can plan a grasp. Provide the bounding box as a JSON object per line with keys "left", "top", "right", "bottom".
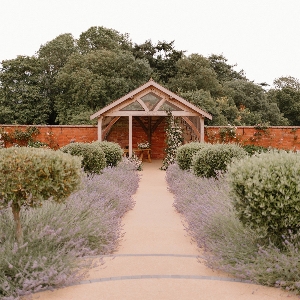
{"left": 34, "top": 160, "right": 299, "bottom": 300}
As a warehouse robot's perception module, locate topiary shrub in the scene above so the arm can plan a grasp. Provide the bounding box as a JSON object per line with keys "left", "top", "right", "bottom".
{"left": 0, "top": 147, "right": 82, "bottom": 244}
{"left": 92, "top": 141, "right": 123, "bottom": 167}
{"left": 176, "top": 142, "right": 207, "bottom": 170}
{"left": 60, "top": 142, "right": 106, "bottom": 174}
{"left": 227, "top": 150, "right": 300, "bottom": 245}
{"left": 192, "top": 143, "right": 247, "bottom": 178}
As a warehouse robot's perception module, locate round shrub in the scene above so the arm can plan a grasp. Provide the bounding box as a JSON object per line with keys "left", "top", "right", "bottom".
{"left": 60, "top": 142, "right": 106, "bottom": 174}
{"left": 0, "top": 147, "right": 82, "bottom": 209}
{"left": 192, "top": 143, "right": 247, "bottom": 178}
{"left": 227, "top": 150, "right": 300, "bottom": 244}
{"left": 0, "top": 147, "right": 82, "bottom": 243}
{"left": 176, "top": 142, "right": 208, "bottom": 170}
{"left": 92, "top": 141, "right": 123, "bottom": 167}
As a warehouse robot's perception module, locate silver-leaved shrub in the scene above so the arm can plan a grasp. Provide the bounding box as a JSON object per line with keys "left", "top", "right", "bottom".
{"left": 92, "top": 141, "right": 123, "bottom": 167}
{"left": 176, "top": 142, "right": 207, "bottom": 170}
{"left": 60, "top": 142, "right": 106, "bottom": 174}
{"left": 227, "top": 150, "right": 300, "bottom": 245}
{"left": 192, "top": 143, "right": 247, "bottom": 178}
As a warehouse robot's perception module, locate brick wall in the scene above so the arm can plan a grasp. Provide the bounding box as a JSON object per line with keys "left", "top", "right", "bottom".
{"left": 1, "top": 124, "right": 300, "bottom": 158}
{"left": 205, "top": 126, "right": 300, "bottom": 151}
{"left": 0, "top": 125, "right": 98, "bottom": 149}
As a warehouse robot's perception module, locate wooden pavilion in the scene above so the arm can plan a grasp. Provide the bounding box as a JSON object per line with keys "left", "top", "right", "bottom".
{"left": 90, "top": 79, "right": 212, "bottom": 158}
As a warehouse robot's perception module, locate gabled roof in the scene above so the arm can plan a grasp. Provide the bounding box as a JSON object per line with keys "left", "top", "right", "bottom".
{"left": 90, "top": 79, "right": 212, "bottom": 120}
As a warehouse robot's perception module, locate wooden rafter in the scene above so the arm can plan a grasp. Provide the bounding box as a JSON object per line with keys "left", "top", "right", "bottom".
{"left": 134, "top": 116, "right": 148, "bottom": 134}
{"left": 102, "top": 116, "right": 120, "bottom": 139}
{"left": 182, "top": 116, "right": 201, "bottom": 140}
{"left": 152, "top": 117, "right": 164, "bottom": 133}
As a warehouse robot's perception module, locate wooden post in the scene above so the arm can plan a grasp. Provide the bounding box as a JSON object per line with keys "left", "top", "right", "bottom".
{"left": 129, "top": 115, "right": 133, "bottom": 157}
{"left": 200, "top": 117, "right": 204, "bottom": 143}
{"left": 148, "top": 116, "right": 152, "bottom": 146}
{"left": 98, "top": 116, "right": 103, "bottom": 141}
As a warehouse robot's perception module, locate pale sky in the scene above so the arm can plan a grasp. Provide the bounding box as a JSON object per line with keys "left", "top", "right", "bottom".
{"left": 1, "top": 0, "right": 299, "bottom": 87}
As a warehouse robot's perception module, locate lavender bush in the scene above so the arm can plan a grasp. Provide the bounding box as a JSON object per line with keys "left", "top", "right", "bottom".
{"left": 0, "top": 162, "right": 139, "bottom": 300}
{"left": 166, "top": 163, "right": 300, "bottom": 295}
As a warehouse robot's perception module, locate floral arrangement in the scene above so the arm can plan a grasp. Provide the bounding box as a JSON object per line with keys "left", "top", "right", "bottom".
{"left": 137, "top": 141, "right": 150, "bottom": 149}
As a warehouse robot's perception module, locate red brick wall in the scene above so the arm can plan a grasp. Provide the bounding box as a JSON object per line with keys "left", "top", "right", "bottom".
{"left": 2, "top": 125, "right": 300, "bottom": 158}
{"left": 205, "top": 126, "right": 300, "bottom": 151}
{"left": 0, "top": 125, "right": 98, "bottom": 149}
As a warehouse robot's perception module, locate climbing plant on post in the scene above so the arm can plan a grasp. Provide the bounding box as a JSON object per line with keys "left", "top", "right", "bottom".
{"left": 161, "top": 110, "right": 183, "bottom": 170}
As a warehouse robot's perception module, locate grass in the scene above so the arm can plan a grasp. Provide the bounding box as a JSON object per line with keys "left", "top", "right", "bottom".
{"left": 166, "top": 163, "right": 300, "bottom": 295}
{"left": 0, "top": 159, "right": 139, "bottom": 300}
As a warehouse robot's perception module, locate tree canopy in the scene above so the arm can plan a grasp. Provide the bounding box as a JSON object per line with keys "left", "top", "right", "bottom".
{"left": 0, "top": 25, "right": 298, "bottom": 126}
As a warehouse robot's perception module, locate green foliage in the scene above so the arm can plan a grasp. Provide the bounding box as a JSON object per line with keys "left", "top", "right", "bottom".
{"left": 176, "top": 142, "right": 207, "bottom": 170}
{"left": 208, "top": 54, "right": 246, "bottom": 82}
{"left": 192, "top": 143, "right": 247, "bottom": 178}
{"left": 225, "top": 79, "right": 288, "bottom": 126}
{"left": 60, "top": 142, "right": 106, "bottom": 174}
{"left": 77, "top": 26, "right": 132, "bottom": 53}
{"left": 179, "top": 90, "right": 242, "bottom": 126}
{"left": 242, "top": 144, "right": 270, "bottom": 155}
{"left": 268, "top": 86, "right": 300, "bottom": 125}
{"left": 227, "top": 151, "right": 300, "bottom": 245}
{"left": 167, "top": 54, "right": 222, "bottom": 97}
{"left": 38, "top": 33, "right": 78, "bottom": 124}
{"left": 0, "top": 24, "right": 298, "bottom": 127}
{"left": 92, "top": 141, "right": 123, "bottom": 167}
{"left": 54, "top": 49, "right": 152, "bottom": 124}
{"left": 132, "top": 40, "right": 184, "bottom": 84}
{"left": 0, "top": 56, "right": 51, "bottom": 124}
{"left": 273, "top": 76, "right": 300, "bottom": 91}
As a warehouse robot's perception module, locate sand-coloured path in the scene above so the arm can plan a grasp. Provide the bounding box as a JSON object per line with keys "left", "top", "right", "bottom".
{"left": 34, "top": 160, "right": 298, "bottom": 299}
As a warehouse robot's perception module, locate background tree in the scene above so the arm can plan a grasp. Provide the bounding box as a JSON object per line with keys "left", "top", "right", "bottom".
{"left": 0, "top": 56, "right": 50, "bottom": 124}
{"left": 268, "top": 79, "right": 300, "bottom": 126}
{"left": 0, "top": 25, "right": 297, "bottom": 126}
{"left": 224, "top": 79, "right": 288, "bottom": 125}
{"left": 38, "top": 33, "right": 78, "bottom": 124}
{"left": 54, "top": 49, "right": 152, "bottom": 124}
{"left": 208, "top": 54, "right": 246, "bottom": 83}
{"left": 132, "top": 40, "right": 184, "bottom": 84}
{"left": 179, "top": 90, "right": 238, "bottom": 125}
{"left": 167, "top": 54, "right": 223, "bottom": 97}
{"left": 77, "top": 26, "right": 132, "bottom": 54}
{"left": 273, "top": 76, "right": 300, "bottom": 91}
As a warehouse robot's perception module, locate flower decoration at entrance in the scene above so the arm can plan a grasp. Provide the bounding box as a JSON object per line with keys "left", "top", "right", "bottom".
{"left": 137, "top": 141, "right": 150, "bottom": 149}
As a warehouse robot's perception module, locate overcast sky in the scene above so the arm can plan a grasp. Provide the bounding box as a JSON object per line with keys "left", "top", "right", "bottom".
{"left": 1, "top": 0, "right": 299, "bottom": 87}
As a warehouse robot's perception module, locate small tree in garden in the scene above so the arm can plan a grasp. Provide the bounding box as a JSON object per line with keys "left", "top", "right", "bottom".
{"left": 0, "top": 147, "right": 82, "bottom": 244}
{"left": 161, "top": 111, "right": 183, "bottom": 170}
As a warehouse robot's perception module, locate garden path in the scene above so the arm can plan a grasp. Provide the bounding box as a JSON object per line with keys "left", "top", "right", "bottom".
{"left": 34, "top": 160, "right": 298, "bottom": 300}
